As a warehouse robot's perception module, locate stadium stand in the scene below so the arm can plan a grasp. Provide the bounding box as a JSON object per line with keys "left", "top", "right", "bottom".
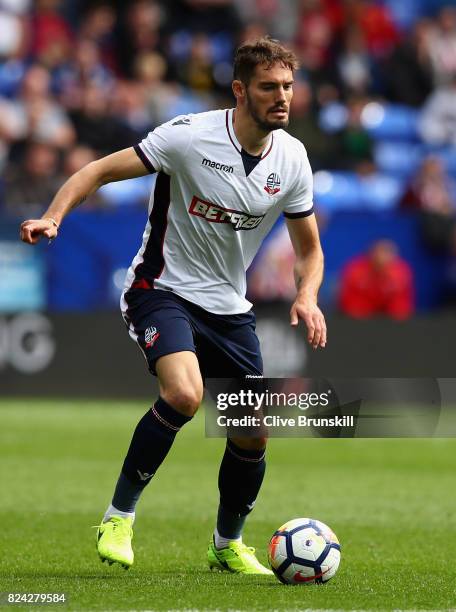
{"left": 1, "top": 0, "right": 456, "bottom": 314}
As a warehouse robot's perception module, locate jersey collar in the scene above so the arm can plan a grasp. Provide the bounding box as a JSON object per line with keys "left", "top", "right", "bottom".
{"left": 226, "top": 109, "right": 274, "bottom": 160}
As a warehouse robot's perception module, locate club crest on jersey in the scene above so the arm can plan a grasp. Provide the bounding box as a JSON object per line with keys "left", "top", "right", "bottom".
{"left": 144, "top": 326, "right": 160, "bottom": 348}
{"left": 264, "top": 172, "right": 281, "bottom": 195}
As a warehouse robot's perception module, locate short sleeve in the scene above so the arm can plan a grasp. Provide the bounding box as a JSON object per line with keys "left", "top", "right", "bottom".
{"left": 134, "top": 115, "right": 194, "bottom": 175}
{"left": 283, "top": 147, "right": 314, "bottom": 218}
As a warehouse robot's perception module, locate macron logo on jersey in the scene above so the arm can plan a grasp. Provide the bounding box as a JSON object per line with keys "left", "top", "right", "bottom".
{"left": 189, "top": 196, "right": 265, "bottom": 231}
{"left": 172, "top": 117, "right": 191, "bottom": 126}
{"left": 201, "top": 158, "right": 234, "bottom": 173}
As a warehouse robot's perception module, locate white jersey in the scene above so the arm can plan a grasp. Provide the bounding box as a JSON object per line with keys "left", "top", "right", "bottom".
{"left": 123, "top": 108, "right": 314, "bottom": 315}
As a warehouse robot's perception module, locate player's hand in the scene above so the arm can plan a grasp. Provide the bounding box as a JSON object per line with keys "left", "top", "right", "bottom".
{"left": 290, "top": 297, "right": 327, "bottom": 349}
{"left": 20, "top": 218, "right": 59, "bottom": 245}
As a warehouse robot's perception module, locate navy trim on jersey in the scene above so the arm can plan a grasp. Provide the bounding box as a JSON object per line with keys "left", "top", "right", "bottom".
{"left": 283, "top": 206, "right": 314, "bottom": 219}
{"left": 134, "top": 144, "right": 156, "bottom": 174}
{"left": 261, "top": 135, "right": 274, "bottom": 159}
{"left": 134, "top": 172, "right": 171, "bottom": 284}
{"left": 241, "top": 149, "right": 262, "bottom": 177}
{"left": 226, "top": 110, "right": 241, "bottom": 153}
{"left": 225, "top": 109, "right": 274, "bottom": 164}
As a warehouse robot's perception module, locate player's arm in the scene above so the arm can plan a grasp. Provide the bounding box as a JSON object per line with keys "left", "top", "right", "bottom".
{"left": 286, "top": 214, "right": 326, "bottom": 349}
{"left": 20, "top": 147, "right": 151, "bottom": 244}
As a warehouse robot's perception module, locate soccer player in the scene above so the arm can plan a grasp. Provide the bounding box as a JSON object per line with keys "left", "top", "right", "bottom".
{"left": 20, "top": 38, "right": 326, "bottom": 574}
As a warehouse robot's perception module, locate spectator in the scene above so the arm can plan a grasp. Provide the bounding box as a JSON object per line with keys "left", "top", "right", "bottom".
{"left": 248, "top": 225, "right": 297, "bottom": 301}
{"left": 287, "top": 79, "right": 341, "bottom": 170}
{"left": 320, "top": 0, "right": 345, "bottom": 34}
{"left": 345, "top": 0, "right": 399, "bottom": 59}
{"left": 168, "top": 0, "right": 242, "bottom": 35}
{"left": 295, "top": 0, "right": 335, "bottom": 84}
{"left": 339, "top": 240, "right": 415, "bottom": 319}
{"left": 0, "top": 4, "right": 28, "bottom": 100}
{"left": 62, "top": 144, "right": 106, "bottom": 208}
{"left": 427, "top": 6, "right": 456, "bottom": 87}
{"left": 78, "top": 3, "right": 117, "bottom": 71}
{"left": 31, "top": 0, "right": 73, "bottom": 70}
{"left": 68, "top": 82, "right": 138, "bottom": 154}
{"left": 3, "top": 140, "right": 61, "bottom": 217}
{"left": 134, "top": 50, "right": 167, "bottom": 87}
{"left": 381, "top": 18, "right": 433, "bottom": 107}
{"left": 53, "top": 38, "right": 115, "bottom": 110}
{"left": 401, "top": 157, "right": 456, "bottom": 255}
{"left": 112, "top": 79, "right": 151, "bottom": 135}
{"left": 0, "top": 6, "right": 27, "bottom": 58}
{"left": 419, "top": 73, "right": 456, "bottom": 146}
{"left": 133, "top": 50, "right": 173, "bottom": 126}
{"left": 400, "top": 156, "right": 455, "bottom": 214}
{"left": 337, "top": 26, "right": 373, "bottom": 96}
{"left": 63, "top": 143, "right": 96, "bottom": 175}
{"left": 116, "top": 0, "right": 163, "bottom": 77}
{"left": 329, "top": 96, "right": 374, "bottom": 172}
{"left": 0, "top": 0, "right": 31, "bottom": 15}
{"left": 0, "top": 64, "right": 75, "bottom": 157}
{"left": 175, "top": 33, "right": 214, "bottom": 92}
{"left": 234, "top": 0, "right": 300, "bottom": 41}
{"left": 238, "top": 22, "right": 268, "bottom": 45}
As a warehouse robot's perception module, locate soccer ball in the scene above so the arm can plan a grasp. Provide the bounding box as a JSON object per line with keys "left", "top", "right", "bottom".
{"left": 268, "top": 518, "right": 341, "bottom": 585}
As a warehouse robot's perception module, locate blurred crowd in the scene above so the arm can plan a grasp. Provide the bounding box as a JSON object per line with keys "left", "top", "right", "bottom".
{"left": 2, "top": 0, "right": 456, "bottom": 315}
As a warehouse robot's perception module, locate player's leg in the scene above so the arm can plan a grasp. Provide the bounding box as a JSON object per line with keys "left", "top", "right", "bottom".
{"left": 190, "top": 305, "right": 272, "bottom": 573}
{"left": 98, "top": 351, "right": 203, "bottom": 568}
{"left": 207, "top": 433, "right": 272, "bottom": 574}
{"left": 97, "top": 289, "right": 203, "bottom": 567}
{"left": 110, "top": 351, "right": 203, "bottom": 516}
{"left": 215, "top": 434, "right": 267, "bottom": 548}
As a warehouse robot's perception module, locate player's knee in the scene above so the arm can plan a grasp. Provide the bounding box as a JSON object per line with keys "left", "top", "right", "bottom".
{"left": 162, "top": 385, "right": 203, "bottom": 417}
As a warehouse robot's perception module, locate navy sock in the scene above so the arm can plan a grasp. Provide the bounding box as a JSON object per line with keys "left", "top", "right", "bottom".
{"left": 216, "top": 505, "right": 247, "bottom": 541}
{"left": 112, "top": 397, "right": 192, "bottom": 512}
{"left": 217, "top": 440, "right": 266, "bottom": 539}
{"left": 111, "top": 473, "right": 143, "bottom": 514}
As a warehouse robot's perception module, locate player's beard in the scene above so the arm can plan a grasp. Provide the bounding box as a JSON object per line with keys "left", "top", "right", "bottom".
{"left": 246, "top": 89, "right": 289, "bottom": 132}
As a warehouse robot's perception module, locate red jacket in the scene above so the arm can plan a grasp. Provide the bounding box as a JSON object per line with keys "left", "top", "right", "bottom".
{"left": 339, "top": 255, "right": 415, "bottom": 319}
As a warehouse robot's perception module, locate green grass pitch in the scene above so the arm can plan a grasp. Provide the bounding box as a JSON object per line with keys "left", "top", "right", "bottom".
{"left": 1, "top": 399, "right": 456, "bottom": 611}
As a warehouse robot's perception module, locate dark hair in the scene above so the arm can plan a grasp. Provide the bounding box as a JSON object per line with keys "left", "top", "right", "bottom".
{"left": 233, "top": 37, "right": 299, "bottom": 84}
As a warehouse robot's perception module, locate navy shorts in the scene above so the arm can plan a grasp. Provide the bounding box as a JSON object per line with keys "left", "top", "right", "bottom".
{"left": 122, "top": 287, "right": 263, "bottom": 377}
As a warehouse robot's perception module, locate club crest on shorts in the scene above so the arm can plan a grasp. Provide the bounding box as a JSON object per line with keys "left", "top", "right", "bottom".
{"left": 145, "top": 326, "right": 160, "bottom": 348}
{"left": 264, "top": 172, "right": 281, "bottom": 195}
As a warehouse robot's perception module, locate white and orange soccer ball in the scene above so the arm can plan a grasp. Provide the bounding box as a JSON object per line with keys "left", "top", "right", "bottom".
{"left": 268, "top": 518, "right": 341, "bottom": 585}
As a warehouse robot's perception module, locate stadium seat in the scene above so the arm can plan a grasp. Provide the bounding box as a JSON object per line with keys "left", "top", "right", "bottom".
{"left": 313, "top": 171, "right": 362, "bottom": 211}
{"left": 314, "top": 170, "right": 403, "bottom": 212}
{"left": 374, "top": 141, "right": 425, "bottom": 178}
{"left": 99, "top": 175, "right": 156, "bottom": 208}
{"left": 318, "top": 102, "right": 348, "bottom": 133}
{"left": 380, "top": 0, "right": 425, "bottom": 31}
{"left": 161, "top": 88, "right": 210, "bottom": 122}
{"left": 359, "top": 174, "right": 404, "bottom": 210}
{"left": 420, "top": 0, "right": 451, "bottom": 15}
{"left": 0, "top": 59, "right": 26, "bottom": 97}
{"left": 210, "top": 32, "right": 233, "bottom": 63}
{"left": 361, "top": 103, "right": 420, "bottom": 141}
